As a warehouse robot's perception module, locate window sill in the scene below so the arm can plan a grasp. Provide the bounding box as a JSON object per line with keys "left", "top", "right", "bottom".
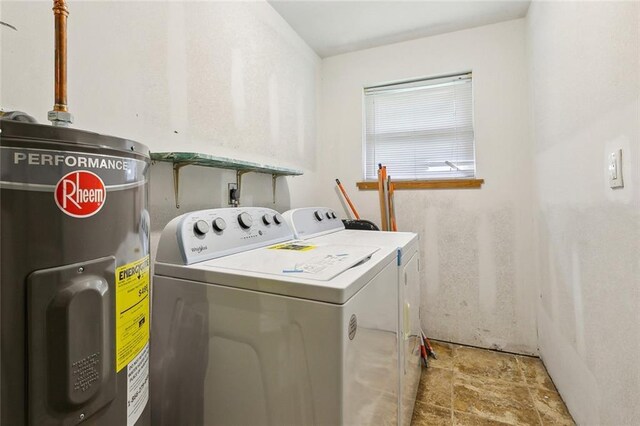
{"left": 356, "top": 178, "right": 484, "bottom": 190}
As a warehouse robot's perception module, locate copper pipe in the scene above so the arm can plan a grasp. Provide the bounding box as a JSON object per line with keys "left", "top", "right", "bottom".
{"left": 52, "top": 0, "right": 68, "bottom": 113}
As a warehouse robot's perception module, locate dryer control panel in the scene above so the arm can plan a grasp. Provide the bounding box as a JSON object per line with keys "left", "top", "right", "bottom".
{"left": 282, "top": 207, "right": 345, "bottom": 240}
{"left": 156, "top": 208, "right": 294, "bottom": 265}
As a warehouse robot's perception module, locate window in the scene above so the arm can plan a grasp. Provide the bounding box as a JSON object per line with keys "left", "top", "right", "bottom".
{"left": 363, "top": 72, "right": 475, "bottom": 181}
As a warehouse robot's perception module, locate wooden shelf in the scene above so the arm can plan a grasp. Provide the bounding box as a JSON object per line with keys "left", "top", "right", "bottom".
{"left": 151, "top": 152, "right": 303, "bottom": 208}
{"left": 356, "top": 178, "right": 484, "bottom": 190}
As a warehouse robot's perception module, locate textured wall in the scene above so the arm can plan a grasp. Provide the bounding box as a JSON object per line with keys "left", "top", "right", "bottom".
{"left": 527, "top": 2, "right": 640, "bottom": 424}
{"left": 0, "top": 1, "right": 321, "bottom": 255}
{"left": 319, "top": 19, "right": 537, "bottom": 354}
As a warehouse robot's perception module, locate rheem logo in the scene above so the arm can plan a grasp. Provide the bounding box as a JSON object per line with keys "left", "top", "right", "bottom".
{"left": 54, "top": 171, "right": 107, "bottom": 218}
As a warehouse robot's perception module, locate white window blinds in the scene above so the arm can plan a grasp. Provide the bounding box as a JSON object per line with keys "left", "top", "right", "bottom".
{"left": 364, "top": 73, "right": 475, "bottom": 180}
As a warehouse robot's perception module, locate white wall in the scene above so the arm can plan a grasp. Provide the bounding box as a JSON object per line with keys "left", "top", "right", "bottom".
{"left": 0, "top": 0, "right": 321, "bottom": 254}
{"left": 527, "top": 2, "right": 640, "bottom": 424}
{"left": 319, "top": 19, "right": 537, "bottom": 354}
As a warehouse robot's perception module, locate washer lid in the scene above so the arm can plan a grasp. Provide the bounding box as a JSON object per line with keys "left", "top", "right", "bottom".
{"left": 204, "top": 241, "right": 378, "bottom": 281}
{"left": 154, "top": 242, "right": 396, "bottom": 304}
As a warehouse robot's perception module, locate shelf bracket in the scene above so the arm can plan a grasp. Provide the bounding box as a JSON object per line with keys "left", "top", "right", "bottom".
{"left": 236, "top": 170, "right": 250, "bottom": 206}
{"left": 172, "top": 162, "right": 189, "bottom": 209}
{"left": 272, "top": 174, "right": 279, "bottom": 204}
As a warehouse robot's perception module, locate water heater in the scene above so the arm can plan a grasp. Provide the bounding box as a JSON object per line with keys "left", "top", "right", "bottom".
{"left": 1, "top": 1, "right": 152, "bottom": 422}
{"left": 0, "top": 120, "right": 152, "bottom": 425}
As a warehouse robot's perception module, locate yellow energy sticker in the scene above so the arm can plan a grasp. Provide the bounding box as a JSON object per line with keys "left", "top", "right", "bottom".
{"left": 115, "top": 256, "right": 150, "bottom": 372}
{"left": 268, "top": 242, "right": 316, "bottom": 251}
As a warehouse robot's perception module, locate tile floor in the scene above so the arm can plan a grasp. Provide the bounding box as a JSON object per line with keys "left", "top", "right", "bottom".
{"left": 411, "top": 340, "right": 575, "bottom": 426}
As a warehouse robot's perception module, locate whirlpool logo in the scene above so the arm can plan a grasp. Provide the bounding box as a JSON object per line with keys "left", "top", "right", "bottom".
{"left": 191, "top": 245, "right": 208, "bottom": 253}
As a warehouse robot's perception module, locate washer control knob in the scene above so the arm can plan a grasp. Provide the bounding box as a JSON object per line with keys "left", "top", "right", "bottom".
{"left": 212, "top": 217, "right": 227, "bottom": 232}
{"left": 314, "top": 210, "right": 324, "bottom": 221}
{"left": 238, "top": 212, "right": 253, "bottom": 229}
{"left": 262, "top": 214, "right": 272, "bottom": 225}
{"left": 194, "top": 220, "right": 210, "bottom": 236}
{"left": 325, "top": 212, "right": 332, "bottom": 219}
{"left": 331, "top": 212, "right": 337, "bottom": 219}
{"left": 273, "top": 213, "right": 283, "bottom": 225}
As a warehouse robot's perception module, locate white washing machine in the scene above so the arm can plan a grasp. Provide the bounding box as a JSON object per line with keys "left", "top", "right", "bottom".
{"left": 282, "top": 207, "right": 422, "bottom": 426}
{"left": 151, "top": 207, "right": 399, "bottom": 426}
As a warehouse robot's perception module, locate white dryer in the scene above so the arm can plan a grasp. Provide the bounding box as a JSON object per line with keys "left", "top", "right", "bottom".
{"left": 151, "top": 207, "right": 399, "bottom": 426}
{"left": 282, "top": 207, "right": 422, "bottom": 426}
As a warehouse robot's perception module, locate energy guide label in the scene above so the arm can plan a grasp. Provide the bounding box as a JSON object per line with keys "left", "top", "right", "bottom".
{"left": 268, "top": 242, "right": 316, "bottom": 251}
{"left": 116, "top": 256, "right": 150, "bottom": 372}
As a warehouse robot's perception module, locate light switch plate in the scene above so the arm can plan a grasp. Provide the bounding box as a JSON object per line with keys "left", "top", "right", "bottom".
{"left": 609, "top": 149, "right": 624, "bottom": 189}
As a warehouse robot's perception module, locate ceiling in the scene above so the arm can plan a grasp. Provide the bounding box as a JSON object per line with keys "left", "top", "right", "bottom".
{"left": 269, "top": 1, "right": 531, "bottom": 58}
